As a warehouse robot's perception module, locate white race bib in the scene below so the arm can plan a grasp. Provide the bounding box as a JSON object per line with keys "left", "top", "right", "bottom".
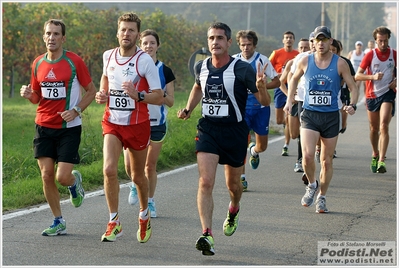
{"left": 40, "top": 81, "right": 66, "bottom": 100}
{"left": 202, "top": 103, "right": 229, "bottom": 117}
{"left": 109, "top": 89, "right": 135, "bottom": 110}
{"left": 308, "top": 90, "right": 332, "bottom": 106}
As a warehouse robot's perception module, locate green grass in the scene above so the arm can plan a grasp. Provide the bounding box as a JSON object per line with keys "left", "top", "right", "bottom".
{"left": 2, "top": 91, "right": 199, "bottom": 212}
{"left": 2, "top": 88, "right": 277, "bottom": 212}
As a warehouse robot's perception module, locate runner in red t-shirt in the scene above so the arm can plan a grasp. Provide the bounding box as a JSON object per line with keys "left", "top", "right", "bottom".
{"left": 269, "top": 31, "right": 299, "bottom": 156}
{"left": 20, "top": 19, "right": 96, "bottom": 236}
{"left": 355, "top": 26, "right": 397, "bottom": 174}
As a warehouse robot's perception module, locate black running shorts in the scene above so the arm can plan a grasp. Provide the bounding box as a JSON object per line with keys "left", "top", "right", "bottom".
{"left": 150, "top": 123, "right": 167, "bottom": 142}
{"left": 195, "top": 118, "right": 249, "bottom": 167}
{"left": 300, "top": 109, "right": 340, "bottom": 138}
{"left": 366, "top": 89, "right": 396, "bottom": 116}
{"left": 33, "top": 124, "right": 81, "bottom": 164}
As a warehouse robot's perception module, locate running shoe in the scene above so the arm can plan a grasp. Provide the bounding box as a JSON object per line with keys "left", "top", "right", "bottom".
{"left": 148, "top": 200, "right": 157, "bottom": 218}
{"left": 301, "top": 173, "right": 308, "bottom": 185}
{"left": 195, "top": 234, "right": 215, "bottom": 256}
{"left": 223, "top": 209, "right": 239, "bottom": 236}
{"left": 248, "top": 142, "right": 260, "bottom": 169}
{"left": 281, "top": 146, "right": 289, "bottom": 156}
{"left": 101, "top": 221, "right": 123, "bottom": 242}
{"left": 241, "top": 176, "right": 248, "bottom": 192}
{"left": 301, "top": 181, "right": 319, "bottom": 207}
{"left": 333, "top": 150, "right": 337, "bottom": 158}
{"left": 294, "top": 159, "right": 303, "bottom": 173}
{"left": 137, "top": 212, "right": 152, "bottom": 243}
{"left": 128, "top": 183, "right": 139, "bottom": 205}
{"left": 69, "top": 170, "right": 85, "bottom": 208}
{"left": 370, "top": 156, "right": 378, "bottom": 173}
{"left": 377, "top": 161, "right": 386, "bottom": 173}
{"left": 315, "top": 149, "right": 320, "bottom": 163}
{"left": 42, "top": 218, "right": 66, "bottom": 236}
{"left": 315, "top": 196, "right": 329, "bottom": 213}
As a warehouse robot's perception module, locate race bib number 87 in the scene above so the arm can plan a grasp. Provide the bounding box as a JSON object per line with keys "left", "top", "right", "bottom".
{"left": 202, "top": 103, "right": 229, "bottom": 117}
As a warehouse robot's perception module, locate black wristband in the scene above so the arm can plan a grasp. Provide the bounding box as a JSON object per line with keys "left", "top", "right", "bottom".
{"left": 350, "top": 104, "right": 357, "bottom": 111}
{"left": 138, "top": 91, "right": 145, "bottom": 102}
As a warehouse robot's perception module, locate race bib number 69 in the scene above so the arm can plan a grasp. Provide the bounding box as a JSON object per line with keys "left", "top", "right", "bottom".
{"left": 109, "top": 95, "right": 135, "bottom": 110}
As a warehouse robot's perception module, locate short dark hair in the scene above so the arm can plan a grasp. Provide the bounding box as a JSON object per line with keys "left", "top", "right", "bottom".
{"left": 299, "top": 38, "right": 309, "bottom": 42}
{"left": 236, "top": 30, "right": 258, "bottom": 47}
{"left": 331, "top": 39, "right": 341, "bottom": 54}
{"left": 208, "top": 22, "right": 231, "bottom": 40}
{"left": 283, "top": 31, "right": 295, "bottom": 40}
{"left": 44, "top": 19, "right": 66, "bottom": 36}
{"left": 118, "top": 12, "right": 141, "bottom": 32}
{"left": 373, "top": 26, "right": 391, "bottom": 40}
{"left": 140, "top": 29, "right": 160, "bottom": 46}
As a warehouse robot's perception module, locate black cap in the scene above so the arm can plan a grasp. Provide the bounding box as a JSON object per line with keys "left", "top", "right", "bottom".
{"left": 314, "top": 26, "right": 332, "bottom": 39}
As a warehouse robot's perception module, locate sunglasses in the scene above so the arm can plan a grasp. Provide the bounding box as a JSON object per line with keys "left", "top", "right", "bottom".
{"left": 314, "top": 37, "right": 330, "bottom": 43}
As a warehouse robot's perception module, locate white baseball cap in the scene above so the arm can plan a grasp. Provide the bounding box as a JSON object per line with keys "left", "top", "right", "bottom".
{"left": 355, "top": 41, "right": 363, "bottom": 46}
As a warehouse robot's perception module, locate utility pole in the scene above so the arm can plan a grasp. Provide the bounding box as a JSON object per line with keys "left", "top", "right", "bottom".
{"left": 346, "top": 3, "right": 350, "bottom": 52}
{"left": 263, "top": 3, "right": 267, "bottom": 36}
{"left": 247, "top": 3, "right": 251, "bottom": 29}
{"left": 334, "top": 3, "right": 339, "bottom": 39}
{"left": 341, "top": 3, "right": 345, "bottom": 43}
{"left": 321, "top": 2, "right": 325, "bottom": 25}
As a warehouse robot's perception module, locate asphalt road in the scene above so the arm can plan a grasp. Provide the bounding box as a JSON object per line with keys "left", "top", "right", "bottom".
{"left": 2, "top": 101, "right": 397, "bottom": 266}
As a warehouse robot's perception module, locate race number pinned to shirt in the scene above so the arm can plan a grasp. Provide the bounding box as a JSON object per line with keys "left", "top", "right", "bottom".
{"left": 40, "top": 81, "right": 66, "bottom": 100}
{"left": 308, "top": 90, "right": 332, "bottom": 106}
{"left": 202, "top": 83, "right": 229, "bottom": 117}
{"left": 108, "top": 89, "right": 135, "bottom": 110}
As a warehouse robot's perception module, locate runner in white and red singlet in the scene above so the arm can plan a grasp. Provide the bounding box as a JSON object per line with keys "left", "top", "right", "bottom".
{"left": 95, "top": 12, "right": 162, "bottom": 244}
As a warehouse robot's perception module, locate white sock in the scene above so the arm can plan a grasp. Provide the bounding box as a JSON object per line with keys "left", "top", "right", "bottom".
{"left": 250, "top": 146, "right": 258, "bottom": 157}
{"left": 110, "top": 212, "right": 119, "bottom": 222}
{"left": 148, "top": 197, "right": 154, "bottom": 203}
{"left": 309, "top": 182, "right": 317, "bottom": 188}
{"left": 139, "top": 208, "right": 149, "bottom": 220}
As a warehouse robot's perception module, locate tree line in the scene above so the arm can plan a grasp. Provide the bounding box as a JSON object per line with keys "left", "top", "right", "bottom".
{"left": 2, "top": 2, "right": 388, "bottom": 98}
{"left": 2, "top": 3, "right": 213, "bottom": 97}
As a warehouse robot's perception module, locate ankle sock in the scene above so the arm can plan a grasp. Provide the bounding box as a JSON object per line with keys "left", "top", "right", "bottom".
{"left": 139, "top": 208, "right": 149, "bottom": 220}
{"left": 229, "top": 203, "right": 240, "bottom": 214}
{"left": 110, "top": 212, "right": 119, "bottom": 222}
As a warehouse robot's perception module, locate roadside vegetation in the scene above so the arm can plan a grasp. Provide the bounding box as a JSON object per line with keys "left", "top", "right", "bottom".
{"left": 2, "top": 90, "right": 200, "bottom": 212}
{"left": 2, "top": 87, "right": 278, "bottom": 212}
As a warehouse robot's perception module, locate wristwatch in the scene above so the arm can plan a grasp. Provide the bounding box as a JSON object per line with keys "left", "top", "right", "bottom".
{"left": 137, "top": 91, "right": 145, "bottom": 102}
{"left": 73, "top": 106, "right": 82, "bottom": 117}
{"left": 349, "top": 104, "right": 357, "bottom": 111}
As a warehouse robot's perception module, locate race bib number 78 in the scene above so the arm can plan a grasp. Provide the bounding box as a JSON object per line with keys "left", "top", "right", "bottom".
{"left": 40, "top": 81, "right": 66, "bottom": 100}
